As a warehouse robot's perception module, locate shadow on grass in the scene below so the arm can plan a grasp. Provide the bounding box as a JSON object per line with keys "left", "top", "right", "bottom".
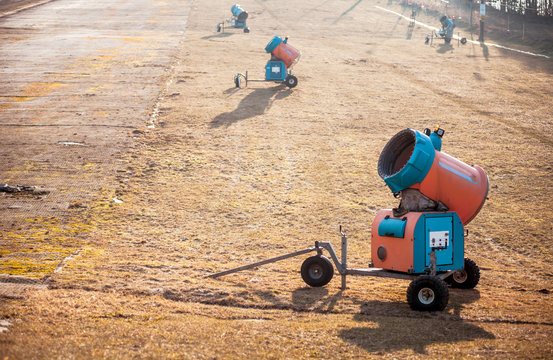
{"left": 211, "top": 85, "right": 292, "bottom": 128}
{"left": 341, "top": 308, "right": 494, "bottom": 354}
{"left": 348, "top": 289, "right": 492, "bottom": 354}
{"left": 437, "top": 42, "right": 454, "bottom": 53}
{"left": 291, "top": 287, "right": 344, "bottom": 313}
{"left": 201, "top": 32, "right": 234, "bottom": 40}
{"left": 481, "top": 42, "right": 490, "bottom": 61}
{"left": 333, "top": 0, "right": 364, "bottom": 24}
{"left": 291, "top": 285, "right": 493, "bottom": 354}
{"left": 406, "top": 23, "right": 414, "bottom": 40}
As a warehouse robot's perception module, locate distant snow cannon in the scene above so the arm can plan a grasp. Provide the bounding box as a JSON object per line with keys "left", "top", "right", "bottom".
{"left": 234, "top": 35, "right": 301, "bottom": 88}
{"left": 425, "top": 15, "right": 467, "bottom": 45}
{"left": 231, "top": 4, "right": 249, "bottom": 28}
{"left": 217, "top": 4, "right": 250, "bottom": 33}
{"left": 439, "top": 15, "right": 455, "bottom": 42}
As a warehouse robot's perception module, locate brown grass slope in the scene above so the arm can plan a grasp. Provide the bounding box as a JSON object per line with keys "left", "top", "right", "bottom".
{"left": 1, "top": 0, "right": 553, "bottom": 358}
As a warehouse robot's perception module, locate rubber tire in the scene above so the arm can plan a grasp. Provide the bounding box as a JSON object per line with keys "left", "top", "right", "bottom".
{"left": 461, "top": 37, "right": 467, "bottom": 44}
{"left": 445, "top": 257, "right": 480, "bottom": 289}
{"left": 407, "top": 275, "right": 449, "bottom": 311}
{"left": 301, "top": 255, "right": 334, "bottom": 287}
{"left": 234, "top": 75, "right": 241, "bottom": 88}
{"left": 244, "top": 27, "right": 250, "bottom": 33}
{"left": 284, "top": 75, "right": 298, "bottom": 88}
{"left": 217, "top": 24, "right": 221, "bottom": 33}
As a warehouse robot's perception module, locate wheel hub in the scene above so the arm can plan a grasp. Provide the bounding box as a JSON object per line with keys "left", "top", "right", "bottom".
{"left": 309, "top": 264, "right": 323, "bottom": 280}
{"left": 453, "top": 270, "right": 468, "bottom": 283}
{"left": 418, "top": 287, "right": 435, "bottom": 304}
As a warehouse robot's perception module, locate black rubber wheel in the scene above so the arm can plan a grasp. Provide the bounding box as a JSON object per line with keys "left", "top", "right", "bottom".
{"left": 217, "top": 24, "right": 221, "bottom": 33}
{"left": 243, "top": 27, "right": 250, "bottom": 33}
{"left": 301, "top": 255, "right": 333, "bottom": 287}
{"left": 234, "top": 75, "right": 241, "bottom": 88}
{"left": 460, "top": 37, "right": 467, "bottom": 44}
{"left": 284, "top": 75, "right": 298, "bottom": 88}
{"left": 445, "top": 257, "right": 480, "bottom": 289}
{"left": 407, "top": 275, "right": 449, "bottom": 311}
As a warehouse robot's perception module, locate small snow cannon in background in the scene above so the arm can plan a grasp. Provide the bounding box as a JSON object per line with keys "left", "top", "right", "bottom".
{"left": 234, "top": 35, "right": 301, "bottom": 88}
{"left": 425, "top": 15, "right": 467, "bottom": 45}
{"left": 439, "top": 15, "right": 456, "bottom": 42}
{"left": 217, "top": 4, "right": 250, "bottom": 33}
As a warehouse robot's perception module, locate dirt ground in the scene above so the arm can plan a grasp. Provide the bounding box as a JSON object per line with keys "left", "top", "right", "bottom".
{"left": 1, "top": 0, "right": 553, "bottom": 358}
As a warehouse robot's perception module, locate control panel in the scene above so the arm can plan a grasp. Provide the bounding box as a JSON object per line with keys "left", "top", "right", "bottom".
{"left": 429, "top": 231, "right": 449, "bottom": 249}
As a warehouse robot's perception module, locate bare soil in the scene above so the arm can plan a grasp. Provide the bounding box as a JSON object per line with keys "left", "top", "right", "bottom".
{"left": 1, "top": 0, "right": 553, "bottom": 358}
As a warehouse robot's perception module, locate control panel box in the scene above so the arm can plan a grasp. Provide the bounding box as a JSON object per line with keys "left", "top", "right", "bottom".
{"left": 371, "top": 210, "right": 464, "bottom": 274}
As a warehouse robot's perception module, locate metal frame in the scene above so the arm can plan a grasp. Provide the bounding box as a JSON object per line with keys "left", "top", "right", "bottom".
{"left": 425, "top": 31, "right": 467, "bottom": 46}
{"left": 234, "top": 69, "right": 294, "bottom": 88}
{"left": 206, "top": 226, "right": 455, "bottom": 290}
{"left": 216, "top": 17, "right": 249, "bottom": 33}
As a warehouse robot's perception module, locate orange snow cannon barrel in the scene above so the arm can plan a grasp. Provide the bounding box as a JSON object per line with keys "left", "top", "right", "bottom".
{"left": 377, "top": 128, "right": 489, "bottom": 225}
{"left": 265, "top": 35, "right": 301, "bottom": 69}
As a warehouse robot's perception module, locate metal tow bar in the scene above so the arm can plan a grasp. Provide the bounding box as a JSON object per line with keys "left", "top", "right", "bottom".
{"left": 205, "top": 226, "right": 455, "bottom": 289}
{"left": 205, "top": 246, "right": 319, "bottom": 279}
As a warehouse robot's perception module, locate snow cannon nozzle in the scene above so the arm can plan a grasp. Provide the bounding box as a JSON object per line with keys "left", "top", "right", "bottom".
{"left": 377, "top": 127, "right": 489, "bottom": 225}
{"left": 264, "top": 35, "right": 301, "bottom": 69}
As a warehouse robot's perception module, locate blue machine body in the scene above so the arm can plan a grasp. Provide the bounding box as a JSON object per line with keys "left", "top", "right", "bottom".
{"left": 265, "top": 60, "right": 286, "bottom": 81}
{"left": 412, "top": 212, "right": 464, "bottom": 273}
{"left": 371, "top": 210, "right": 464, "bottom": 274}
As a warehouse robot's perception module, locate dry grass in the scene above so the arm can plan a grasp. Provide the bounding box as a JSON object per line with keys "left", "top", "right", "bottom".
{"left": 1, "top": 0, "right": 552, "bottom": 358}
{"left": 2, "top": 289, "right": 552, "bottom": 359}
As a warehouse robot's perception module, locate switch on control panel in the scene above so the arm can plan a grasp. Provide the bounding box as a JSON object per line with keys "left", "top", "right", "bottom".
{"left": 429, "top": 231, "right": 449, "bottom": 248}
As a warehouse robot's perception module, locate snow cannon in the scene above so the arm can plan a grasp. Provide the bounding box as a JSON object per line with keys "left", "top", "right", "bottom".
{"left": 371, "top": 126, "right": 488, "bottom": 279}
{"left": 425, "top": 15, "right": 467, "bottom": 45}
{"left": 217, "top": 4, "right": 250, "bottom": 33}
{"left": 231, "top": 4, "right": 248, "bottom": 27}
{"left": 439, "top": 15, "right": 455, "bottom": 42}
{"left": 234, "top": 35, "right": 301, "bottom": 88}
